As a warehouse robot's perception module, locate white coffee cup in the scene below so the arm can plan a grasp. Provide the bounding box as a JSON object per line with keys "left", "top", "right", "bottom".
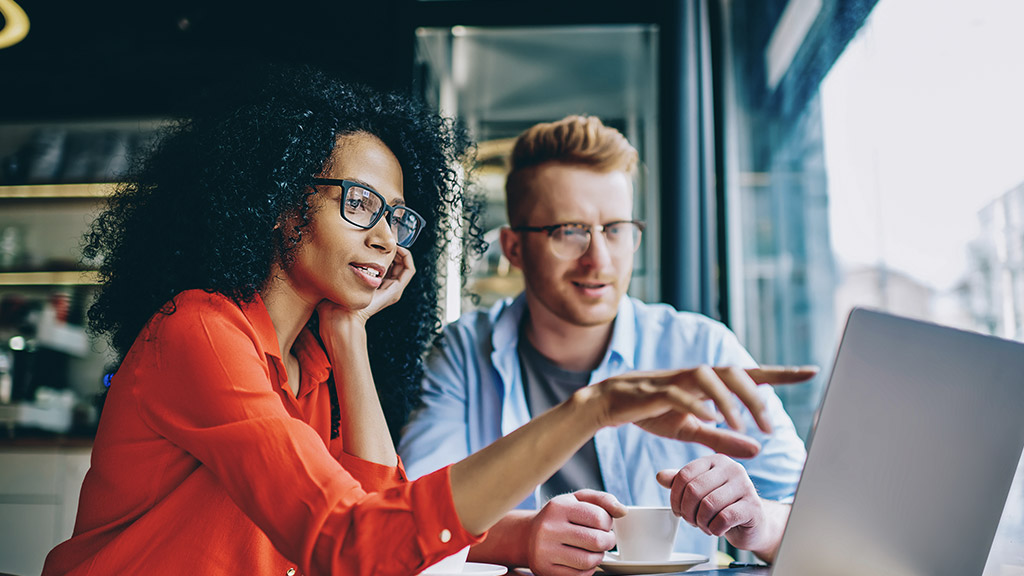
{"left": 420, "top": 545, "right": 470, "bottom": 574}
{"left": 612, "top": 506, "right": 680, "bottom": 561}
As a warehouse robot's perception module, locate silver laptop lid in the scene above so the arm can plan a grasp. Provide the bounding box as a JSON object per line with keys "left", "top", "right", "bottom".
{"left": 772, "top": 308, "right": 1024, "bottom": 576}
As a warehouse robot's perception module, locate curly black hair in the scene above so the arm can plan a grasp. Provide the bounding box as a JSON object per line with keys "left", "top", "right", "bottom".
{"left": 83, "top": 65, "right": 486, "bottom": 442}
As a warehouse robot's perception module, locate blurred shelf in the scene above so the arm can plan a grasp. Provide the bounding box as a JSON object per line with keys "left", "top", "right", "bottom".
{"left": 0, "top": 185, "right": 108, "bottom": 287}
{"left": 0, "top": 271, "right": 100, "bottom": 286}
{"left": 0, "top": 183, "right": 115, "bottom": 199}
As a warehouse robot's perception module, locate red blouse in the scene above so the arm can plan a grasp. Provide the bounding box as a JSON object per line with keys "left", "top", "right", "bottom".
{"left": 42, "top": 290, "right": 481, "bottom": 576}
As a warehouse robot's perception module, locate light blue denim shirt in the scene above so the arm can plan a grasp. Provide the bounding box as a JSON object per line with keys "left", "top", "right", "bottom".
{"left": 398, "top": 294, "right": 806, "bottom": 559}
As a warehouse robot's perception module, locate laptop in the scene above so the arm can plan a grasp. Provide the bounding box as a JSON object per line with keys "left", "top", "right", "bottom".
{"left": 693, "top": 307, "right": 1024, "bottom": 576}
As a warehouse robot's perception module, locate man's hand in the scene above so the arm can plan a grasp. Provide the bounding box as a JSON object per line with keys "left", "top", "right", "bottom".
{"left": 526, "top": 490, "right": 626, "bottom": 576}
{"left": 450, "top": 366, "right": 813, "bottom": 540}
{"left": 657, "top": 455, "right": 788, "bottom": 562}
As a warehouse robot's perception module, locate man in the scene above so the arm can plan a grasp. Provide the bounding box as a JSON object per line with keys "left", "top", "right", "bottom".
{"left": 398, "top": 116, "right": 808, "bottom": 576}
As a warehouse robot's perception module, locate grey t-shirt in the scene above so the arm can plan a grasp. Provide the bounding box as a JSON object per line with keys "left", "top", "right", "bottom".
{"left": 518, "top": 329, "right": 606, "bottom": 503}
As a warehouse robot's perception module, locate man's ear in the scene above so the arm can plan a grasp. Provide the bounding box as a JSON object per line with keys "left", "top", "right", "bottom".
{"left": 499, "top": 226, "right": 524, "bottom": 270}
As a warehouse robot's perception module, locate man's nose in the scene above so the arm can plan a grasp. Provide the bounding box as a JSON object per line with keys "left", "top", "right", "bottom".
{"left": 577, "top": 229, "right": 613, "bottom": 268}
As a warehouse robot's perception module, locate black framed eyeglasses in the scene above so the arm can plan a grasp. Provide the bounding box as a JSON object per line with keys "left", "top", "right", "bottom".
{"left": 512, "top": 220, "right": 645, "bottom": 260}
{"left": 312, "top": 178, "right": 426, "bottom": 248}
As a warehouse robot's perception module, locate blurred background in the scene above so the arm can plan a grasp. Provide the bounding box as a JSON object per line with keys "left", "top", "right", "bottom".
{"left": 1, "top": 0, "right": 1023, "bottom": 574}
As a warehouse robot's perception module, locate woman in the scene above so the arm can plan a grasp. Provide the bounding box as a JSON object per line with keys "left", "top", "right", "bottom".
{"left": 43, "top": 67, "right": 809, "bottom": 576}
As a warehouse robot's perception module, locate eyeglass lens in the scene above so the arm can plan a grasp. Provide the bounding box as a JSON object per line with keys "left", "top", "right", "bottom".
{"left": 550, "top": 222, "right": 642, "bottom": 259}
{"left": 342, "top": 184, "right": 421, "bottom": 247}
{"left": 343, "top": 186, "right": 383, "bottom": 227}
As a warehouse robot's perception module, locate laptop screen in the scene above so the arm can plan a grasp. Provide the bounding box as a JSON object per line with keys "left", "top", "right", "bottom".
{"left": 770, "top": 308, "right": 1024, "bottom": 576}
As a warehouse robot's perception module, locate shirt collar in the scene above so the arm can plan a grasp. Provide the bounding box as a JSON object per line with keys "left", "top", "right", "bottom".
{"left": 604, "top": 296, "right": 637, "bottom": 372}
{"left": 238, "top": 294, "right": 331, "bottom": 387}
{"left": 491, "top": 294, "right": 529, "bottom": 353}
{"left": 491, "top": 292, "right": 637, "bottom": 372}
{"left": 239, "top": 293, "right": 282, "bottom": 361}
{"left": 293, "top": 329, "right": 331, "bottom": 386}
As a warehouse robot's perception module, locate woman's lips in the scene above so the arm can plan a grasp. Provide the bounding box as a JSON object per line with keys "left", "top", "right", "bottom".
{"left": 350, "top": 263, "right": 385, "bottom": 288}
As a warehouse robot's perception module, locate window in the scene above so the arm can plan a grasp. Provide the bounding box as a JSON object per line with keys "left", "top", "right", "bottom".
{"left": 720, "top": 0, "right": 1024, "bottom": 569}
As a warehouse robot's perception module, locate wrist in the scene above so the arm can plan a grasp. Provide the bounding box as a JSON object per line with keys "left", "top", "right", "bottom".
{"left": 519, "top": 511, "right": 541, "bottom": 566}
{"left": 746, "top": 500, "right": 790, "bottom": 563}
{"left": 567, "top": 384, "right": 606, "bottom": 436}
{"left": 468, "top": 511, "right": 535, "bottom": 567}
{"left": 320, "top": 317, "right": 368, "bottom": 353}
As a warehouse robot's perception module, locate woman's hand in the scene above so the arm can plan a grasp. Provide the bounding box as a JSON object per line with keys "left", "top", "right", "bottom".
{"left": 318, "top": 247, "right": 416, "bottom": 334}
{"left": 580, "top": 366, "right": 817, "bottom": 459}
{"left": 313, "top": 248, "right": 415, "bottom": 467}
{"left": 370, "top": 246, "right": 416, "bottom": 313}
{"left": 361, "top": 246, "right": 416, "bottom": 320}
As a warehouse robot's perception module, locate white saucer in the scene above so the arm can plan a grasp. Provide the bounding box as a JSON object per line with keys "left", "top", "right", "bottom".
{"left": 599, "top": 552, "right": 709, "bottom": 575}
{"left": 421, "top": 562, "right": 508, "bottom": 576}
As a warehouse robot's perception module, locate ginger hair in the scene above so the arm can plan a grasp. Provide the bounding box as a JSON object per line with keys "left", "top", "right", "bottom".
{"left": 505, "top": 115, "right": 638, "bottom": 225}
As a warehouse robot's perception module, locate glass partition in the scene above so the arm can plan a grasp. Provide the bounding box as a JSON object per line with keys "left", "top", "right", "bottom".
{"left": 414, "top": 24, "right": 659, "bottom": 319}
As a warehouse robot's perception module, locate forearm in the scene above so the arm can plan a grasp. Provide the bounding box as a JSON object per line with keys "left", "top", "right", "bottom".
{"left": 449, "top": 365, "right": 815, "bottom": 538}
{"left": 323, "top": 320, "right": 397, "bottom": 466}
{"left": 449, "top": 387, "right": 601, "bottom": 534}
{"left": 466, "top": 510, "right": 534, "bottom": 567}
{"left": 748, "top": 500, "right": 791, "bottom": 564}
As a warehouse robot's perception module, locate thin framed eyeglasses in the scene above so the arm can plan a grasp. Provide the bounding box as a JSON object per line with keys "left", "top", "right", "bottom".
{"left": 312, "top": 178, "right": 426, "bottom": 248}
{"left": 511, "top": 220, "right": 645, "bottom": 260}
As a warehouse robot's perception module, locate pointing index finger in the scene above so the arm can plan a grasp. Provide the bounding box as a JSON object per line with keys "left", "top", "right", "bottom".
{"left": 745, "top": 365, "right": 818, "bottom": 385}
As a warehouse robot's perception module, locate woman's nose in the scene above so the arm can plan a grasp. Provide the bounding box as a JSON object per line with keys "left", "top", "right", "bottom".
{"left": 367, "top": 212, "right": 397, "bottom": 252}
